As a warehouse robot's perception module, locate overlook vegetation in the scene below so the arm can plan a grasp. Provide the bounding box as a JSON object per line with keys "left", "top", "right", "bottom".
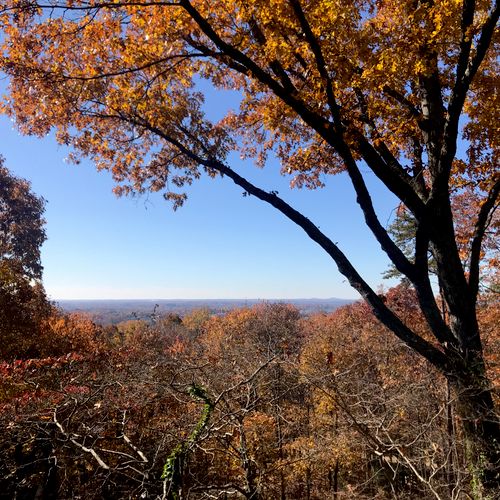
{"left": 0, "top": 0, "right": 499, "bottom": 498}
{"left": 0, "top": 292, "right": 498, "bottom": 499}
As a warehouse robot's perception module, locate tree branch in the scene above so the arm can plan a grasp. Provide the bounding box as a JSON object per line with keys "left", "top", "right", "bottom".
{"left": 288, "top": 0, "right": 342, "bottom": 127}
{"left": 454, "top": 0, "right": 476, "bottom": 95}
{"left": 53, "top": 407, "right": 110, "bottom": 470}
{"left": 247, "top": 17, "right": 296, "bottom": 93}
{"left": 442, "top": 1, "right": 500, "bottom": 183}
{"left": 469, "top": 176, "right": 500, "bottom": 299}
{"left": 351, "top": 91, "right": 426, "bottom": 213}
{"left": 414, "top": 223, "right": 456, "bottom": 346}
{"left": 138, "top": 120, "right": 448, "bottom": 369}
{"left": 335, "top": 142, "right": 420, "bottom": 282}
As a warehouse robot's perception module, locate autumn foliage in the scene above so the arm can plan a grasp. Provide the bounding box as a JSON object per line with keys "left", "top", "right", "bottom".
{"left": 0, "top": 0, "right": 499, "bottom": 496}
{"left": 0, "top": 297, "right": 498, "bottom": 499}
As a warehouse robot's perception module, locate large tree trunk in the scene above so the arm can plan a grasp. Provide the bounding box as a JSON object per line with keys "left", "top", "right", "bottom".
{"left": 448, "top": 358, "right": 500, "bottom": 495}
{"left": 435, "top": 248, "right": 500, "bottom": 494}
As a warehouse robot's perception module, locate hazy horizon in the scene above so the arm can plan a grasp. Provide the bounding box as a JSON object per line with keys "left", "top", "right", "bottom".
{"left": 55, "top": 297, "right": 355, "bottom": 324}
{"left": 55, "top": 296, "right": 353, "bottom": 302}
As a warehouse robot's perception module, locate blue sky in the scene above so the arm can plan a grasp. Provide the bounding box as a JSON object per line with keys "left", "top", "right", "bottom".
{"left": 1, "top": 97, "right": 400, "bottom": 300}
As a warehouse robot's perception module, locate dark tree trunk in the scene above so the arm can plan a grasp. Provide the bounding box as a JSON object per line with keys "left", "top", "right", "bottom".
{"left": 238, "top": 422, "right": 260, "bottom": 500}
{"left": 448, "top": 359, "right": 500, "bottom": 493}
{"left": 305, "top": 466, "right": 311, "bottom": 500}
{"left": 332, "top": 459, "right": 339, "bottom": 499}
{"left": 434, "top": 245, "right": 500, "bottom": 494}
{"left": 445, "top": 379, "right": 456, "bottom": 497}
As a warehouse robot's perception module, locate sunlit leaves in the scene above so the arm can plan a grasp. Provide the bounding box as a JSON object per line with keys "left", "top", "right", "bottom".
{"left": 1, "top": 0, "right": 497, "bottom": 202}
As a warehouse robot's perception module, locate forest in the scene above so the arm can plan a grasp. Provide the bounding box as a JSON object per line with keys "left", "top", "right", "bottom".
{"left": 0, "top": 0, "right": 499, "bottom": 498}
{"left": 1, "top": 284, "right": 498, "bottom": 499}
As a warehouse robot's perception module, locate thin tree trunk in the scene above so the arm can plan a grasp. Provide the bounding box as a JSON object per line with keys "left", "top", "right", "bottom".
{"left": 446, "top": 379, "right": 456, "bottom": 497}
{"left": 305, "top": 466, "right": 311, "bottom": 500}
{"left": 239, "top": 421, "right": 260, "bottom": 500}
{"left": 333, "top": 459, "right": 339, "bottom": 499}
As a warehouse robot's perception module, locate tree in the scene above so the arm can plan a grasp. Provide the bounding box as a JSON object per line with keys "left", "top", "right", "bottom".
{"left": 0, "top": 159, "right": 51, "bottom": 358}
{"left": 179, "top": 304, "right": 305, "bottom": 499}
{"left": 301, "top": 292, "right": 465, "bottom": 499}
{"left": 0, "top": 158, "right": 46, "bottom": 280}
{"left": 0, "top": 315, "right": 190, "bottom": 499}
{"left": 1, "top": 0, "right": 499, "bottom": 489}
{"left": 385, "top": 184, "right": 499, "bottom": 288}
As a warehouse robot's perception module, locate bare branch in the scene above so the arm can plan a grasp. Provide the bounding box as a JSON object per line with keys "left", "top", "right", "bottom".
{"left": 53, "top": 407, "right": 110, "bottom": 470}
{"left": 469, "top": 176, "right": 500, "bottom": 298}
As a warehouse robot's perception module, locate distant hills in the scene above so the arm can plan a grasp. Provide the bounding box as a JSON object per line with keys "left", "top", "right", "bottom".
{"left": 56, "top": 298, "right": 355, "bottom": 325}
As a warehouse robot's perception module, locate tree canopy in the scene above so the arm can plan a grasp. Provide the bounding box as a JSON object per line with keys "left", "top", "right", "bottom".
{"left": 0, "top": 158, "right": 46, "bottom": 280}
{"left": 0, "top": 0, "right": 499, "bottom": 487}
{"left": 0, "top": 159, "right": 50, "bottom": 359}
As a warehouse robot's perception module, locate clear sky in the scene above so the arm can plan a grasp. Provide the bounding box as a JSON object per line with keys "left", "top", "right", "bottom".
{"left": 1, "top": 88, "right": 400, "bottom": 301}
